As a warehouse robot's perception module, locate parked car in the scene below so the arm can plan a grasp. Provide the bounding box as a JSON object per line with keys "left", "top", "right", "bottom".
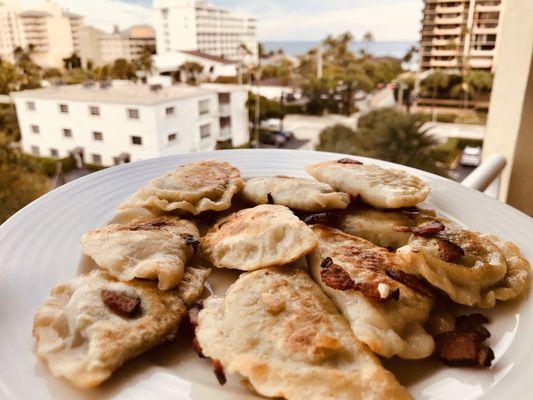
{"left": 460, "top": 146, "right": 482, "bottom": 167}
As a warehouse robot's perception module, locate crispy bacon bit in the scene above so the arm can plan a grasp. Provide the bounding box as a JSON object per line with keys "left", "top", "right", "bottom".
{"left": 438, "top": 238, "right": 465, "bottom": 262}
{"left": 434, "top": 312, "right": 493, "bottom": 368}
{"left": 303, "top": 212, "right": 341, "bottom": 226}
{"left": 188, "top": 301, "right": 204, "bottom": 328}
{"left": 184, "top": 234, "right": 200, "bottom": 253}
{"left": 321, "top": 263, "right": 354, "bottom": 290}
{"left": 412, "top": 221, "right": 445, "bottom": 237}
{"left": 192, "top": 336, "right": 206, "bottom": 358}
{"left": 386, "top": 269, "right": 433, "bottom": 297}
{"left": 352, "top": 281, "right": 399, "bottom": 302}
{"left": 320, "top": 257, "right": 333, "bottom": 269}
{"left": 101, "top": 290, "right": 141, "bottom": 317}
{"left": 434, "top": 331, "right": 494, "bottom": 367}
{"left": 266, "top": 192, "right": 274, "bottom": 204}
{"left": 401, "top": 206, "right": 421, "bottom": 215}
{"left": 213, "top": 359, "right": 226, "bottom": 385}
{"left": 338, "top": 158, "right": 363, "bottom": 165}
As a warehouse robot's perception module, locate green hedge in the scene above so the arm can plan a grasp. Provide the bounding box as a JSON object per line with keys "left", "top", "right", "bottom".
{"left": 33, "top": 155, "right": 77, "bottom": 177}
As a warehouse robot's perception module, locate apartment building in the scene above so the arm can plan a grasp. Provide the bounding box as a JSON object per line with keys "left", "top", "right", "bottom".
{"left": 11, "top": 80, "right": 249, "bottom": 166}
{"left": 0, "top": 0, "right": 82, "bottom": 68}
{"left": 419, "top": 0, "right": 504, "bottom": 71}
{"left": 0, "top": 0, "right": 26, "bottom": 62}
{"left": 154, "top": 0, "right": 258, "bottom": 65}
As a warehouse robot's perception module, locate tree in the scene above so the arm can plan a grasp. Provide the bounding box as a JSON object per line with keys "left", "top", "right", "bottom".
{"left": 62, "top": 52, "right": 82, "bottom": 69}
{"left": 13, "top": 46, "right": 41, "bottom": 90}
{"left": 362, "top": 31, "right": 374, "bottom": 53}
{"left": 0, "top": 105, "right": 20, "bottom": 140}
{"left": 179, "top": 61, "right": 204, "bottom": 85}
{"left": 134, "top": 44, "right": 156, "bottom": 74}
{"left": 111, "top": 58, "right": 136, "bottom": 80}
{"left": 316, "top": 108, "right": 448, "bottom": 176}
{"left": 422, "top": 71, "right": 450, "bottom": 110}
{"left": 0, "top": 60, "right": 21, "bottom": 94}
{"left": 402, "top": 45, "right": 418, "bottom": 63}
{"left": 0, "top": 134, "right": 49, "bottom": 223}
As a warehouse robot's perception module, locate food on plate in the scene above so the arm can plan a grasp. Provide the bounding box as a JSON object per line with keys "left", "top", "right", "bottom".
{"left": 338, "top": 206, "right": 437, "bottom": 249}
{"left": 200, "top": 204, "right": 317, "bottom": 271}
{"left": 396, "top": 221, "right": 529, "bottom": 308}
{"left": 433, "top": 313, "right": 494, "bottom": 368}
{"left": 33, "top": 267, "right": 210, "bottom": 388}
{"left": 308, "top": 225, "right": 434, "bottom": 359}
{"left": 119, "top": 160, "right": 243, "bottom": 215}
{"left": 194, "top": 267, "right": 412, "bottom": 400}
{"left": 241, "top": 176, "right": 350, "bottom": 211}
{"left": 305, "top": 159, "right": 430, "bottom": 208}
{"left": 81, "top": 216, "right": 199, "bottom": 290}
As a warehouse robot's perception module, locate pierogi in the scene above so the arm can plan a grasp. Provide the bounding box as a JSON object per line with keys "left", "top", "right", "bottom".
{"left": 33, "top": 267, "right": 209, "bottom": 388}
{"left": 119, "top": 160, "right": 243, "bottom": 215}
{"left": 338, "top": 206, "right": 437, "bottom": 249}
{"left": 81, "top": 216, "right": 199, "bottom": 290}
{"left": 305, "top": 159, "right": 430, "bottom": 208}
{"left": 397, "top": 223, "right": 529, "bottom": 308}
{"left": 195, "top": 267, "right": 412, "bottom": 400}
{"left": 241, "top": 176, "right": 350, "bottom": 211}
{"left": 200, "top": 204, "right": 317, "bottom": 271}
{"left": 308, "top": 225, "right": 434, "bottom": 359}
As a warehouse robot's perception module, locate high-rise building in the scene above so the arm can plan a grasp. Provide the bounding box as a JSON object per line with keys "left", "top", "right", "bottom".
{"left": 154, "top": 0, "right": 258, "bottom": 64}
{"left": 0, "top": 0, "right": 26, "bottom": 63}
{"left": 419, "top": 0, "right": 504, "bottom": 72}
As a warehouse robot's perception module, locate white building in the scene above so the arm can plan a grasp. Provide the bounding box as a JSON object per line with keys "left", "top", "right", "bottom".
{"left": 0, "top": 0, "right": 82, "bottom": 68}
{"left": 154, "top": 0, "right": 258, "bottom": 65}
{"left": 11, "top": 81, "right": 249, "bottom": 166}
{"left": 155, "top": 50, "right": 238, "bottom": 82}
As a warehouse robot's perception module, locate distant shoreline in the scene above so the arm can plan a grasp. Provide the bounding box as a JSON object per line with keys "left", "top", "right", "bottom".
{"left": 261, "top": 40, "right": 417, "bottom": 59}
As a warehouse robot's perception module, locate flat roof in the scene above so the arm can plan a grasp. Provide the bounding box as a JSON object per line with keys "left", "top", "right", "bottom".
{"left": 11, "top": 82, "right": 221, "bottom": 105}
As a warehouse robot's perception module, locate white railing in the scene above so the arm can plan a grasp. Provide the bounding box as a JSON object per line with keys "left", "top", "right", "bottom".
{"left": 461, "top": 154, "right": 506, "bottom": 197}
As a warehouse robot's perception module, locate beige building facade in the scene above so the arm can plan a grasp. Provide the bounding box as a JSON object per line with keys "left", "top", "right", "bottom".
{"left": 419, "top": 0, "right": 504, "bottom": 72}
{"left": 0, "top": 0, "right": 26, "bottom": 62}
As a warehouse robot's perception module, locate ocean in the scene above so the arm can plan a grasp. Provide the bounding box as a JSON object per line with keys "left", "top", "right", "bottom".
{"left": 261, "top": 40, "right": 417, "bottom": 59}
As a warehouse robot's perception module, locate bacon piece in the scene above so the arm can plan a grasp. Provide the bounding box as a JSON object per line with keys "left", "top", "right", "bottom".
{"left": 101, "top": 289, "right": 141, "bottom": 317}
{"left": 184, "top": 234, "right": 200, "bottom": 253}
{"left": 438, "top": 238, "right": 465, "bottom": 262}
{"left": 337, "top": 158, "right": 363, "bottom": 165}
{"left": 303, "top": 212, "right": 341, "bottom": 227}
{"left": 412, "top": 221, "right": 445, "bottom": 237}
{"left": 455, "top": 313, "right": 490, "bottom": 341}
{"left": 321, "top": 263, "right": 354, "bottom": 290}
{"left": 213, "top": 359, "right": 227, "bottom": 385}
{"left": 386, "top": 269, "right": 433, "bottom": 297}
{"left": 321, "top": 262, "right": 399, "bottom": 301}
{"left": 434, "top": 331, "right": 494, "bottom": 367}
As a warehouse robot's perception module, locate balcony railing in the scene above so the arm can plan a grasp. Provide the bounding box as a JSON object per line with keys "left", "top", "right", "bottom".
{"left": 436, "top": 5, "right": 464, "bottom": 14}
{"left": 218, "top": 127, "right": 232, "bottom": 140}
{"left": 434, "top": 27, "right": 462, "bottom": 35}
{"left": 435, "top": 16, "right": 464, "bottom": 24}
{"left": 430, "top": 59, "right": 459, "bottom": 67}
{"left": 476, "top": 4, "right": 501, "bottom": 12}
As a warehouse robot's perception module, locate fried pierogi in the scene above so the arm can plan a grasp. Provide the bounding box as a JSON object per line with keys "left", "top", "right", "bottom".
{"left": 119, "top": 160, "right": 243, "bottom": 215}
{"left": 81, "top": 216, "right": 199, "bottom": 290}
{"left": 305, "top": 159, "right": 430, "bottom": 209}
{"left": 200, "top": 204, "right": 317, "bottom": 271}
{"left": 241, "top": 176, "right": 350, "bottom": 211}
{"left": 33, "top": 267, "right": 209, "bottom": 388}
{"left": 195, "top": 267, "right": 412, "bottom": 400}
{"left": 397, "top": 223, "right": 529, "bottom": 308}
{"left": 338, "top": 206, "right": 437, "bottom": 249}
{"left": 308, "top": 225, "right": 434, "bottom": 359}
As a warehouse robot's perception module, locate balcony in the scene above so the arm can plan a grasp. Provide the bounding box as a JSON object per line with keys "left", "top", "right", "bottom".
{"left": 432, "top": 49, "right": 459, "bottom": 56}
{"left": 436, "top": 5, "right": 464, "bottom": 14}
{"left": 476, "top": 4, "right": 501, "bottom": 12}
{"left": 472, "top": 26, "right": 499, "bottom": 34}
{"left": 433, "top": 38, "right": 457, "bottom": 45}
{"left": 219, "top": 127, "right": 232, "bottom": 140}
{"left": 434, "top": 27, "right": 462, "bottom": 35}
{"left": 469, "top": 48, "right": 495, "bottom": 57}
{"left": 218, "top": 103, "right": 231, "bottom": 116}
{"left": 430, "top": 59, "right": 459, "bottom": 67}
{"left": 435, "top": 16, "right": 464, "bottom": 24}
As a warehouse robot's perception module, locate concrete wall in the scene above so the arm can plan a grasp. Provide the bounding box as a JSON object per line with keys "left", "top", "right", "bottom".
{"left": 482, "top": 0, "right": 533, "bottom": 215}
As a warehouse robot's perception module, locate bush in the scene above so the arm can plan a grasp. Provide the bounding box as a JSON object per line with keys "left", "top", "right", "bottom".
{"left": 283, "top": 103, "right": 305, "bottom": 114}
{"left": 85, "top": 163, "right": 107, "bottom": 172}
{"left": 33, "top": 155, "right": 77, "bottom": 177}
{"left": 435, "top": 113, "right": 456, "bottom": 123}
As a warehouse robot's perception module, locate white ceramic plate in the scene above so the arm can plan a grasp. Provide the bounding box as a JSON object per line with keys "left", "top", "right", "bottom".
{"left": 0, "top": 149, "right": 531, "bottom": 400}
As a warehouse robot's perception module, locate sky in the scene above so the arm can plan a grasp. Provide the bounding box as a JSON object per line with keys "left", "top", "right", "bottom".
{"left": 22, "top": 0, "right": 424, "bottom": 41}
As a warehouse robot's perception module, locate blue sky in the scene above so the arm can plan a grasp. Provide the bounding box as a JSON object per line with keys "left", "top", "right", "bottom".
{"left": 24, "top": 0, "right": 424, "bottom": 41}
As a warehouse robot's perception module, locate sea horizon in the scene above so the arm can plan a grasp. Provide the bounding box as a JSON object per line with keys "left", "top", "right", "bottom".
{"left": 261, "top": 40, "right": 417, "bottom": 59}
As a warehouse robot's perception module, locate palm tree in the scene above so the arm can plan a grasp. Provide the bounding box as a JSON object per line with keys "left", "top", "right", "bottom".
{"left": 362, "top": 31, "right": 374, "bottom": 54}
{"left": 179, "top": 61, "right": 204, "bottom": 85}
{"left": 422, "top": 71, "right": 450, "bottom": 112}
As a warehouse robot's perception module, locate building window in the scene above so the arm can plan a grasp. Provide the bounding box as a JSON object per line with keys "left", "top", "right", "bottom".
{"left": 50, "top": 148, "right": 59, "bottom": 157}
{"left": 30, "top": 145, "right": 40, "bottom": 156}
{"left": 200, "top": 124, "right": 211, "bottom": 139}
{"left": 131, "top": 135, "right": 142, "bottom": 145}
{"left": 92, "top": 154, "right": 102, "bottom": 164}
{"left": 89, "top": 106, "right": 100, "bottom": 116}
{"left": 168, "top": 132, "right": 178, "bottom": 143}
{"left": 59, "top": 104, "right": 69, "bottom": 113}
{"left": 127, "top": 108, "right": 139, "bottom": 119}
{"left": 92, "top": 131, "right": 103, "bottom": 141}
{"left": 199, "top": 99, "right": 210, "bottom": 115}
{"left": 26, "top": 101, "right": 36, "bottom": 111}
{"left": 165, "top": 106, "right": 175, "bottom": 116}
{"left": 63, "top": 128, "right": 73, "bottom": 138}
{"left": 31, "top": 124, "right": 39, "bottom": 134}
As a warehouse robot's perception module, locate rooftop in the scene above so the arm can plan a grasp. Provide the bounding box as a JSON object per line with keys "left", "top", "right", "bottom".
{"left": 181, "top": 50, "right": 237, "bottom": 65}
{"left": 10, "top": 81, "right": 241, "bottom": 105}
